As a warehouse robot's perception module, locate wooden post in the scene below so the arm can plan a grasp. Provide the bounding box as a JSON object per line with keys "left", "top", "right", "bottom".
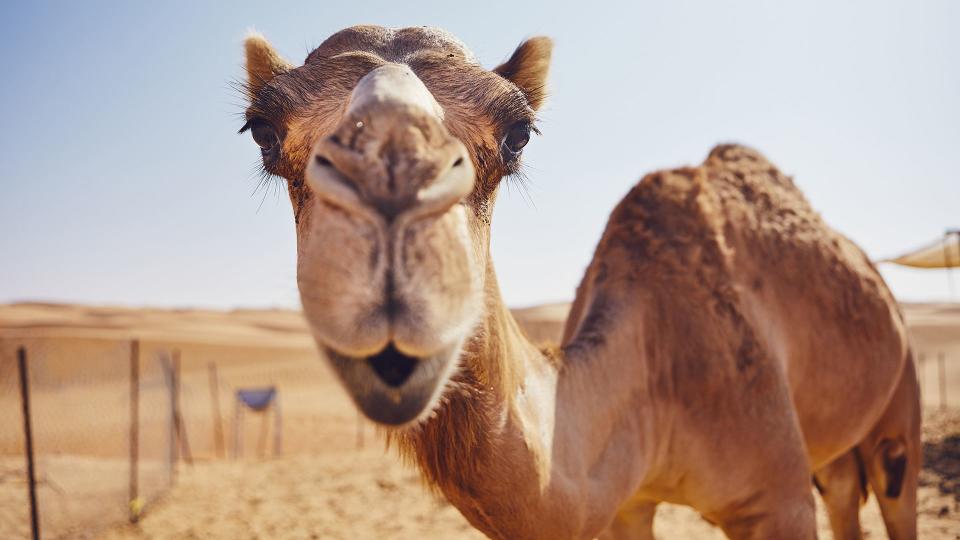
{"left": 17, "top": 347, "right": 40, "bottom": 540}
{"left": 939, "top": 352, "right": 947, "bottom": 410}
{"left": 171, "top": 350, "right": 192, "bottom": 465}
{"left": 356, "top": 408, "right": 364, "bottom": 450}
{"left": 207, "top": 362, "right": 225, "bottom": 459}
{"left": 256, "top": 410, "right": 269, "bottom": 459}
{"left": 169, "top": 352, "right": 179, "bottom": 466}
{"left": 918, "top": 352, "right": 926, "bottom": 399}
{"left": 161, "top": 353, "right": 177, "bottom": 484}
{"left": 273, "top": 396, "right": 282, "bottom": 457}
{"left": 944, "top": 230, "right": 959, "bottom": 300}
{"left": 129, "top": 340, "right": 140, "bottom": 523}
{"left": 232, "top": 398, "right": 243, "bottom": 460}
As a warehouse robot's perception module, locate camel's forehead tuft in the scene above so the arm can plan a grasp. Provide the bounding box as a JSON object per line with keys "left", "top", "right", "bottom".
{"left": 307, "top": 25, "right": 478, "bottom": 65}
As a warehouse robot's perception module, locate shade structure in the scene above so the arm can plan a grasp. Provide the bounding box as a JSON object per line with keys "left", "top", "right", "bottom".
{"left": 884, "top": 231, "right": 960, "bottom": 269}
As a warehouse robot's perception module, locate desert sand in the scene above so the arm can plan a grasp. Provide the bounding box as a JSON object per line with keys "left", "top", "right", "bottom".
{"left": 1, "top": 301, "right": 958, "bottom": 539}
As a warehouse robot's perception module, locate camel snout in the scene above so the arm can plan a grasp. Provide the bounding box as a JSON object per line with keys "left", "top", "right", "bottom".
{"left": 306, "top": 133, "right": 473, "bottom": 226}
{"left": 305, "top": 62, "right": 475, "bottom": 227}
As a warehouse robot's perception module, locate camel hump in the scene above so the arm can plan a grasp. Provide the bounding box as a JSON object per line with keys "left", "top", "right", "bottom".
{"left": 706, "top": 143, "right": 772, "bottom": 166}
{"left": 703, "top": 144, "right": 792, "bottom": 181}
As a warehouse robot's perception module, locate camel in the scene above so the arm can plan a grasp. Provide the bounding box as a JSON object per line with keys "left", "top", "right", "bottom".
{"left": 238, "top": 26, "right": 921, "bottom": 539}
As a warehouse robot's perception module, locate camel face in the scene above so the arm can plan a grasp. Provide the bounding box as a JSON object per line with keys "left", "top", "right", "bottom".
{"left": 241, "top": 27, "right": 552, "bottom": 425}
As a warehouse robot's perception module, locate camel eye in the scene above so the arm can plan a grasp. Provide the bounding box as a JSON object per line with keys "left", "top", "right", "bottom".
{"left": 501, "top": 122, "right": 531, "bottom": 161}
{"left": 249, "top": 120, "right": 280, "bottom": 156}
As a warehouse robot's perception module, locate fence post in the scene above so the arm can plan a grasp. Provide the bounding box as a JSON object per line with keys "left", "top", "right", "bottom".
{"left": 161, "top": 353, "right": 176, "bottom": 485}
{"left": 129, "top": 339, "right": 140, "bottom": 523}
{"left": 233, "top": 397, "right": 243, "bottom": 460}
{"left": 939, "top": 352, "right": 947, "bottom": 410}
{"left": 274, "top": 396, "right": 282, "bottom": 457}
{"left": 256, "top": 410, "right": 269, "bottom": 459}
{"left": 17, "top": 347, "right": 40, "bottom": 540}
{"left": 918, "top": 352, "right": 926, "bottom": 398}
{"left": 207, "top": 362, "right": 225, "bottom": 459}
{"left": 356, "top": 408, "right": 365, "bottom": 450}
{"left": 172, "top": 350, "right": 192, "bottom": 465}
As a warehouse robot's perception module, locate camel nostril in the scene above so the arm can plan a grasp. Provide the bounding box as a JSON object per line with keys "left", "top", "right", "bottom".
{"left": 367, "top": 344, "right": 419, "bottom": 388}
{"left": 315, "top": 155, "right": 333, "bottom": 167}
{"left": 452, "top": 157, "right": 464, "bottom": 168}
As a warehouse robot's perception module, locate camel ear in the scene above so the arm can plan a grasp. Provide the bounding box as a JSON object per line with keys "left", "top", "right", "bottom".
{"left": 244, "top": 32, "right": 293, "bottom": 98}
{"left": 494, "top": 37, "right": 553, "bottom": 111}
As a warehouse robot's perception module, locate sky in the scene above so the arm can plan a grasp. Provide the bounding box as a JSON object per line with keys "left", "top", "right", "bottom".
{"left": 1, "top": 1, "right": 957, "bottom": 309}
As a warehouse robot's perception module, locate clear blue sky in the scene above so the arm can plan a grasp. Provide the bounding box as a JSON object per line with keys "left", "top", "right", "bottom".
{"left": 1, "top": 1, "right": 957, "bottom": 309}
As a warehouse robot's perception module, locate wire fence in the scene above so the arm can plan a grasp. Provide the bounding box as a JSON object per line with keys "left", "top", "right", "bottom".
{"left": 0, "top": 337, "right": 175, "bottom": 540}
{"left": 917, "top": 351, "right": 958, "bottom": 410}
{"left": 149, "top": 341, "right": 348, "bottom": 461}
{"left": 0, "top": 334, "right": 338, "bottom": 539}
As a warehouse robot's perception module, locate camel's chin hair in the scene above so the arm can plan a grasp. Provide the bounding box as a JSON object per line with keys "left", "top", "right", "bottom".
{"left": 396, "top": 345, "right": 465, "bottom": 432}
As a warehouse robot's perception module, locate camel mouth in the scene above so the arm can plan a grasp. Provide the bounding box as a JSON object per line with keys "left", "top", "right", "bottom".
{"left": 366, "top": 344, "right": 419, "bottom": 387}
{"left": 323, "top": 341, "right": 460, "bottom": 426}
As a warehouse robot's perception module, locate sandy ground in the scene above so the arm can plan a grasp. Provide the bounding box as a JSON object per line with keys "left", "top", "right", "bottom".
{"left": 1, "top": 301, "right": 959, "bottom": 539}
{"left": 92, "top": 410, "right": 960, "bottom": 540}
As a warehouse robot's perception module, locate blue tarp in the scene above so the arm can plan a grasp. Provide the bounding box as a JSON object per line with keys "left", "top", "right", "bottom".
{"left": 236, "top": 387, "right": 277, "bottom": 411}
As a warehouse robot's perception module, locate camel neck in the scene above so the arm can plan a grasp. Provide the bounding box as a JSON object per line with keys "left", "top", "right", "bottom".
{"left": 394, "top": 272, "right": 658, "bottom": 538}
{"left": 395, "top": 288, "right": 562, "bottom": 531}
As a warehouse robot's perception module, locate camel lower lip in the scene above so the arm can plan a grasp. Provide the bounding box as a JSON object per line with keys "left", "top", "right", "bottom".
{"left": 323, "top": 342, "right": 458, "bottom": 426}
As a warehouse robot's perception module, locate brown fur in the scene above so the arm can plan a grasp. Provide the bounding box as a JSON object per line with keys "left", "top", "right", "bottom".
{"left": 244, "top": 32, "right": 293, "bottom": 98}
{"left": 494, "top": 37, "right": 553, "bottom": 110}
{"left": 566, "top": 146, "right": 917, "bottom": 538}
{"left": 239, "top": 26, "right": 919, "bottom": 539}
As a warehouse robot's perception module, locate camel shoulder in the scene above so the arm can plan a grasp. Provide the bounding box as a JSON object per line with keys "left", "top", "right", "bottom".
{"left": 572, "top": 152, "right": 773, "bottom": 391}
{"left": 569, "top": 145, "right": 817, "bottom": 390}
{"left": 598, "top": 155, "right": 727, "bottom": 278}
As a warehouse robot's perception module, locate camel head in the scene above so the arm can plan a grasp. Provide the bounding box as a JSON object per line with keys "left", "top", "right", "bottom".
{"left": 240, "top": 26, "right": 551, "bottom": 426}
